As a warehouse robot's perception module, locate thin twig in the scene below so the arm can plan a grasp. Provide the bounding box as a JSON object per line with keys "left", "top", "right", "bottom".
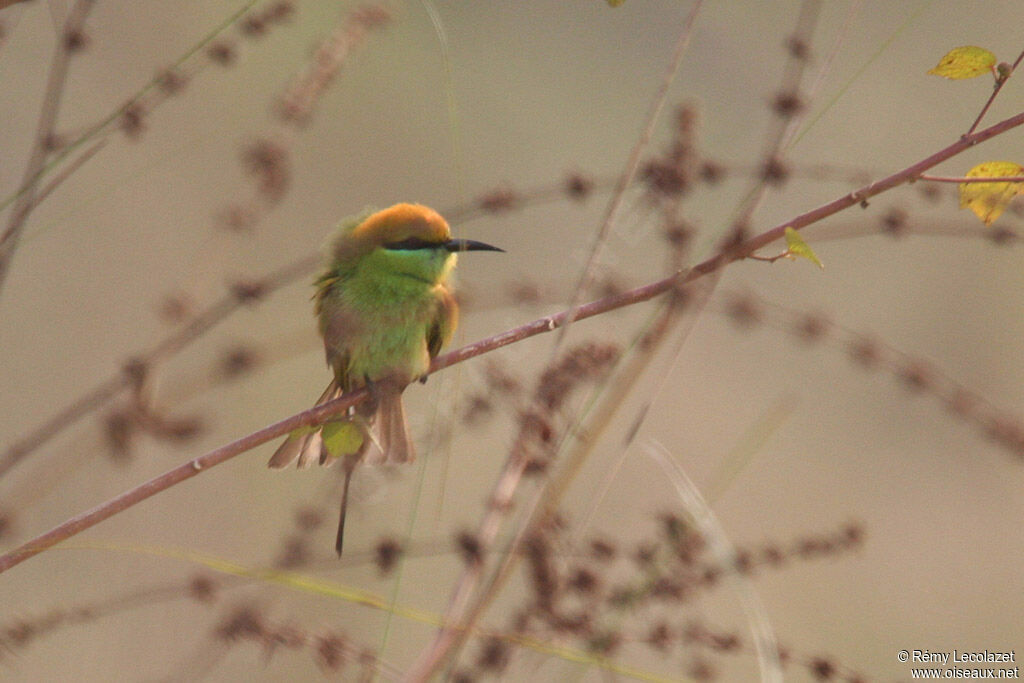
{"left": 919, "top": 174, "right": 1024, "bottom": 183}
{"left": 964, "top": 48, "right": 1024, "bottom": 137}
{"left": 28, "top": 140, "right": 106, "bottom": 210}
{"left": 0, "top": 0, "right": 96, "bottom": 299}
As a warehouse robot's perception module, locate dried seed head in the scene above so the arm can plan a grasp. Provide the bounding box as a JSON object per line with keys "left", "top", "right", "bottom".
{"left": 794, "top": 313, "right": 828, "bottom": 343}
{"left": 477, "top": 188, "right": 520, "bottom": 213}
{"left": 216, "top": 605, "right": 265, "bottom": 642}
{"left": 275, "top": 536, "right": 310, "bottom": 569}
{"left": 564, "top": 172, "right": 594, "bottom": 200}
{"left": 659, "top": 512, "right": 688, "bottom": 542}
{"left": 946, "top": 388, "right": 979, "bottom": 419}
{"left": 642, "top": 158, "right": 689, "bottom": 197}
{"left": 104, "top": 410, "right": 137, "bottom": 461}
{"left": 567, "top": 567, "right": 599, "bottom": 594}
{"left": 809, "top": 656, "right": 836, "bottom": 680}
{"left": 158, "top": 291, "right": 194, "bottom": 323}
{"left": 220, "top": 345, "right": 260, "bottom": 378}
{"left": 157, "top": 415, "right": 205, "bottom": 442}
{"left": 733, "top": 549, "right": 756, "bottom": 575}
{"left": 917, "top": 182, "right": 942, "bottom": 204}
{"left": 651, "top": 576, "right": 686, "bottom": 601}
{"left": 218, "top": 203, "right": 258, "bottom": 231}
{"left": 456, "top": 531, "right": 482, "bottom": 565}
{"left": 761, "top": 157, "right": 790, "bottom": 186}
{"left": 352, "top": 5, "right": 392, "bottom": 29}
{"left": 725, "top": 293, "right": 761, "bottom": 328}
{"left": 984, "top": 415, "right": 1024, "bottom": 457}
{"left": 785, "top": 35, "right": 809, "bottom": 60}
{"left": 484, "top": 360, "right": 523, "bottom": 396}
{"left": 230, "top": 279, "right": 266, "bottom": 303}
{"left": 586, "top": 630, "right": 622, "bottom": 656}
{"left": 122, "top": 357, "right": 149, "bottom": 391}
{"left": 880, "top": 207, "right": 908, "bottom": 237}
{"left": 188, "top": 574, "right": 218, "bottom": 603}
{"left": 688, "top": 657, "right": 717, "bottom": 681}
{"left": 242, "top": 138, "right": 290, "bottom": 201}
{"left": 525, "top": 532, "right": 558, "bottom": 611}
{"left": 847, "top": 336, "right": 880, "bottom": 368}
{"left": 207, "top": 41, "right": 236, "bottom": 65}
{"left": 476, "top": 638, "right": 510, "bottom": 671}
{"left": 507, "top": 282, "right": 543, "bottom": 305}
{"left": 988, "top": 226, "right": 1018, "bottom": 245}
{"left": 607, "top": 584, "right": 640, "bottom": 608}
{"left": 772, "top": 91, "right": 804, "bottom": 118}
{"left": 294, "top": 505, "right": 324, "bottom": 531}
{"left": 266, "top": 623, "right": 306, "bottom": 653}
{"left": 42, "top": 132, "right": 65, "bottom": 152}
{"left": 375, "top": 538, "right": 402, "bottom": 576}
{"left": 663, "top": 221, "right": 694, "bottom": 249}
{"left": 461, "top": 394, "right": 493, "bottom": 425}
{"left": 898, "top": 362, "right": 933, "bottom": 392}
{"left": 63, "top": 29, "right": 87, "bottom": 52}
{"left": 760, "top": 544, "right": 785, "bottom": 567}
{"left": 842, "top": 522, "right": 865, "bottom": 547}
{"left": 534, "top": 342, "right": 619, "bottom": 409}
{"left": 156, "top": 69, "right": 187, "bottom": 95}
{"left": 699, "top": 160, "right": 725, "bottom": 184}
{"left": 120, "top": 103, "right": 146, "bottom": 139}
{"left": 265, "top": 1, "right": 295, "bottom": 23}
{"left": 646, "top": 622, "right": 673, "bottom": 652}
{"left": 314, "top": 633, "right": 347, "bottom": 672}
{"left": 589, "top": 538, "right": 617, "bottom": 562}
{"left": 674, "top": 103, "right": 698, "bottom": 135}
{"left": 240, "top": 14, "right": 267, "bottom": 36}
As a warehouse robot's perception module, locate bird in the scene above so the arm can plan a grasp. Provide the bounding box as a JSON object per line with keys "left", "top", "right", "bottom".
{"left": 268, "top": 203, "right": 502, "bottom": 555}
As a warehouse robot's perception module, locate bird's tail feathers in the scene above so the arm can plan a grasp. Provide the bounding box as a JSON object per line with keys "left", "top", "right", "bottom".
{"left": 335, "top": 460, "right": 356, "bottom": 556}
{"left": 376, "top": 386, "right": 415, "bottom": 465}
{"left": 267, "top": 381, "right": 342, "bottom": 469}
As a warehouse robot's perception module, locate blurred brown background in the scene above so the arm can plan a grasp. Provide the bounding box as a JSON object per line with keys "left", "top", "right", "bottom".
{"left": 1, "top": 1, "right": 1022, "bottom": 680}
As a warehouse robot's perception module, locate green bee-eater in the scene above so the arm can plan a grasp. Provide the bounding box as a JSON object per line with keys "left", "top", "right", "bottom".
{"left": 269, "top": 203, "right": 502, "bottom": 555}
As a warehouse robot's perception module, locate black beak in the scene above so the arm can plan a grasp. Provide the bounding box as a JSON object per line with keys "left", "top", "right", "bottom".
{"left": 444, "top": 238, "right": 504, "bottom": 253}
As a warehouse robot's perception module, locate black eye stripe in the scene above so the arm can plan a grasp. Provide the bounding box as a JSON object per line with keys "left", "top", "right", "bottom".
{"left": 383, "top": 237, "right": 438, "bottom": 250}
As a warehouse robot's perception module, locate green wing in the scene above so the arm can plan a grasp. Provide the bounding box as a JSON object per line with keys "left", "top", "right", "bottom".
{"left": 426, "top": 287, "right": 458, "bottom": 360}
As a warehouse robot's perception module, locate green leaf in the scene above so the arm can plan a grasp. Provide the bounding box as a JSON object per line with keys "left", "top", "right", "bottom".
{"left": 927, "top": 46, "right": 997, "bottom": 79}
{"left": 958, "top": 161, "right": 1024, "bottom": 226}
{"left": 784, "top": 227, "right": 824, "bottom": 269}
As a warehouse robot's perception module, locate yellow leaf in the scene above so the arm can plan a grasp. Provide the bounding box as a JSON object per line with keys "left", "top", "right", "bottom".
{"left": 784, "top": 227, "right": 823, "bottom": 269}
{"left": 322, "top": 420, "right": 364, "bottom": 458}
{"left": 958, "top": 161, "right": 1024, "bottom": 226}
{"left": 606, "top": 0, "right": 626, "bottom": 5}
{"left": 928, "top": 46, "right": 997, "bottom": 79}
